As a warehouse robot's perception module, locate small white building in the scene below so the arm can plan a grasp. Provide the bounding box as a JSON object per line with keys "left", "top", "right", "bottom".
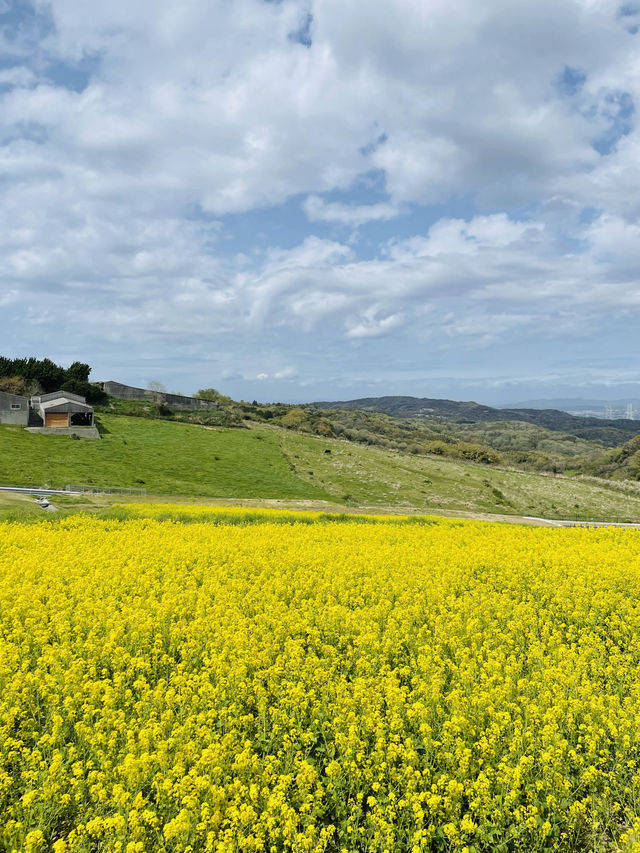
{"left": 30, "top": 391, "right": 95, "bottom": 428}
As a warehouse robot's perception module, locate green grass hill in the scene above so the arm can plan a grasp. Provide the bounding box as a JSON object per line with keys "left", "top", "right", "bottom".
{"left": 0, "top": 416, "right": 330, "bottom": 500}
{"left": 3, "top": 413, "right": 640, "bottom": 522}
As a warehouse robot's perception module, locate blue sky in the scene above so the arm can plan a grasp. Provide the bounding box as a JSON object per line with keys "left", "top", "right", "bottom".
{"left": 1, "top": 0, "right": 640, "bottom": 404}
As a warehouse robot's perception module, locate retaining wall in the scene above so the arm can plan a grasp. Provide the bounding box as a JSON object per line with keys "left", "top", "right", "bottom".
{"left": 101, "top": 381, "right": 219, "bottom": 411}
{"left": 25, "top": 427, "right": 101, "bottom": 439}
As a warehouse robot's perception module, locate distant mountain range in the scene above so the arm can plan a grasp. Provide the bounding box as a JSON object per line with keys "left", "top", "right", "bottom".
{"left": 312, "top": 395, "right": 640, "bottom": 444}
{"left": 500, "top": 398, "right": 640, "bottom": 414}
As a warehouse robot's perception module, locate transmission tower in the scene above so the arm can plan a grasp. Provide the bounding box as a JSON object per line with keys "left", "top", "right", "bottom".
{"left": 605, "top": 404, "right": 613, "bottom": 419}
{"left": 626, "top": 402, "right": 634, "bottom": 420}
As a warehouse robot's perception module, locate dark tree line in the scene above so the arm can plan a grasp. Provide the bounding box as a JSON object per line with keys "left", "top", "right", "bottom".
{"left": 0, "top": 357, "right": 107, "bottom": 403}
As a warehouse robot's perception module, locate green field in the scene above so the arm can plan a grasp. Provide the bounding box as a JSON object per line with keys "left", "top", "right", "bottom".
{"left": 0, "top": 416, "right": 330, "bottom": 500}
{"left": 2, "top": 415, "right": 640, "bottom": 521}
{"left": 280, "top": 431, "right": 640, "bottom": 520}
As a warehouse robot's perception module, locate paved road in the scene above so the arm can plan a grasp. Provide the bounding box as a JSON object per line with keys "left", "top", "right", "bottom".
{"left": 522, "top": 515, "right": 640, "bottom": 529}
{"left": 0, "top": 485, "right": 79, "bottom": 495}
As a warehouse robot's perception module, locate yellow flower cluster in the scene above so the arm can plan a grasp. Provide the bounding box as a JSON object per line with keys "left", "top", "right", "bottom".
{"left": 110, "top": 503, "right": 424, "bottom": 525}
{"left": 1, "top": 508, "right": 640, "bottom": 852}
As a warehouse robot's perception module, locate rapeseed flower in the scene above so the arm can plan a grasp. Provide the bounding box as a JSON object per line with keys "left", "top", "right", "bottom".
{"left": 1, "top": 507, "right": 639, "bottom": 851}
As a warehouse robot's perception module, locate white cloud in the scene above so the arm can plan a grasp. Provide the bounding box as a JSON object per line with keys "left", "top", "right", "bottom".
{"left": 235, "top": 209, "right": 640, "bottom": 343}
{"left": 0, "top": 66, "right": 36, "bottom": 88}
{"left": 303, "top": 195, "right": 402, "bottom": 226}
{"left": 254, "top": 367, "right": 298, "bottom": 381}
{"left": 346, "top": 308, "right": 405, "bottom": 339}
{"left": 2, "top": 0, "right": 640, "bottom": 397}
{"left": 386, "top": 214, "right": 541, "bottom": 260}
{"left": 274, "top": 367, "right": 298, "bottom": 379}
{"left": 1, "top": 0, "right": 633, "bottom": 220}
{"left": 3, "top": 201, "right": 640, "bottom": 361}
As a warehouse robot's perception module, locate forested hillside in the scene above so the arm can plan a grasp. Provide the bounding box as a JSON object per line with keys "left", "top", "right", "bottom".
{"left": 313, "top": 395, "right": 640, "bottom": 444}
{"left": 0, "top": 356, "right": 106, "bottom": 403}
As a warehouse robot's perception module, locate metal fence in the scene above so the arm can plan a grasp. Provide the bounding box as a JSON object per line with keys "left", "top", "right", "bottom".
{"left": 65, "top": 484, "right": 147, "bottom": 496}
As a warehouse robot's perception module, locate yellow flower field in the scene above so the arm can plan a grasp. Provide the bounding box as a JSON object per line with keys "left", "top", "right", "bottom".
{"left": 1, "top": 507, "right": 640, "bottom": 852}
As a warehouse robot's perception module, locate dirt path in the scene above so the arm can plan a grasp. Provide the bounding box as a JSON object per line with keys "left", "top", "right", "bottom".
{"left": 3, "top": 486, "right": 640, "bottom": 528}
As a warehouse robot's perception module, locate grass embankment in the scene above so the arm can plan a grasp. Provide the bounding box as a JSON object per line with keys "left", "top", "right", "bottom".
{"left": 0, "top": 416, "right": 331, "bottom": 501}
{"left": 3, "top": 415, "right": 640, "bottom": 521}
{"left": 280, "top": 432, "right": 640, "bottom": 521}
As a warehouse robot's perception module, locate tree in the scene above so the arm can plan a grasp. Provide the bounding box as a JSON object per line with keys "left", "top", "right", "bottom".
{"left": 280, "top": 408, "right": 308, "bottom": 430}
{"left": 65, "top": 361, "right": 91, "bottom": 383}
{"left": 195, "top": 388, "right": 233, "bottom": 406}
{"left": 61, "top": 379, "right": 108, "bottom": 404}
{"left": 0, "top": 356, "right": 107, "bottom": 399}
{"left": 0, "top": 376, "right": 29, "bottom": 395}
{"left": 314, "top": 417, "right": 333, "bottom": 437}
{"left": 147, "top": 380, "right": 167, "bottom": 404}
{"left": 36, "top": 358, "right": 66, "bottom": 392}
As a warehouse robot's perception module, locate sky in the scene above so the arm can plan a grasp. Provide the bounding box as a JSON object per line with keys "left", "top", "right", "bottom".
{"left": 1, "top": 0, "right": 640, "bottom": 404}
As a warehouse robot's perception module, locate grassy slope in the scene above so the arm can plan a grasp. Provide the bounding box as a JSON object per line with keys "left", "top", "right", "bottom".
{"left": 0, "top": 490, "right": 112, "bottom": 522}
{"left": 0, "top": 490, "right": 43, "bottom": 520}
{"left": 3, "top": 415, "right": 640, "bottom": 520}
{"left": 0, "top": 416, "right": 331, "bottom": 500}
{"left": 280, "top": 431, "right": 640, "bottom": 521}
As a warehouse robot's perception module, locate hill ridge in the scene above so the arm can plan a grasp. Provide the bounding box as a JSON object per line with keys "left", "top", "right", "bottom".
{"left": 312, "top": 395, "right": 640, "bottom": 440}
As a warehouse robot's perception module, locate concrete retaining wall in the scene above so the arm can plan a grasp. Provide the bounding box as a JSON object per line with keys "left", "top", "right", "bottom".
{"left": 25, "top": 426, "right": 101, "bottom": 439}
{"left": 101, "top": 381, "right": 219, "bottom": 411}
